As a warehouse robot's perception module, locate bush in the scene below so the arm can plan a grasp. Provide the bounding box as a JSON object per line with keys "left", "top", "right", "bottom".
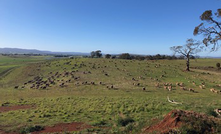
{"left": 118, "top": 53, "right": 131, "bottom": 60}
{"left": 105, "top": 54, "right": 111, "bottom": 59}
{"left": 180, "top": 114, "right": 218, "bottom": 134}
{"left": 20, "top": 125, "right": 44, "bottom": 134}
{"left": 216, "top": 63, "right": 220, "bottom": 69}
{"left": 206, "top": 108, "right": 218, "bottom": 117}
{"left": 117, "top": 116, "right": 134, "bottom": 126}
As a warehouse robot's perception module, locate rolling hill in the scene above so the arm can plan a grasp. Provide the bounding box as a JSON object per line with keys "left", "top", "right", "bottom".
{"left": 0, "top": 48, "right": 89, "bottom": 56}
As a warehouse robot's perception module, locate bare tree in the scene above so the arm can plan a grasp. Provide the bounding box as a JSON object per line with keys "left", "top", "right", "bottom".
{"left": 170, "top": 39, "right": 202, "bottom": 71}
{"left": 194, "top": 9, "right": 221, "bottom": 51}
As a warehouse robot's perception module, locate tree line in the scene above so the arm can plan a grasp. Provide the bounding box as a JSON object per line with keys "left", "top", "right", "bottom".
{"left": 89, "top": 51, "right": 197, "bottom": 60}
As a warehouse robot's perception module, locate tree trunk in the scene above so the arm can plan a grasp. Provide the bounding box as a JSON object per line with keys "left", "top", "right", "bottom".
{"left": 186, "top": 56, "right": 190, "bottom": 71}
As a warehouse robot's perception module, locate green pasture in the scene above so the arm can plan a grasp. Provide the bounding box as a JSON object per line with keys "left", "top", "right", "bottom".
{"left": 0, "top": 56, "right": 221, "bottom": 133}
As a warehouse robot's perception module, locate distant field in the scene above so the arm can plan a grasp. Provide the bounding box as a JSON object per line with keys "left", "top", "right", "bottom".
{"left": 0, "top": 55, "right": 51, "bottom": 82}
{"left": 0, "top": 56, "right": 220, "bottom": 133}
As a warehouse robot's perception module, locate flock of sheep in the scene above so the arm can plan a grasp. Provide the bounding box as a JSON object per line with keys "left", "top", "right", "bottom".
{"left": 13, "top": 58, "right": 221, "bottom": 96}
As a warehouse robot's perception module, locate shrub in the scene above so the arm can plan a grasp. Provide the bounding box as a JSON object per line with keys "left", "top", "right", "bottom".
{"left": 20, "top": 125, "right": 44, "bottom": 134}
{"left": 1, "top": 102, "right": 10, "bottom": 106}
{"left": 117, "top": 116, "right": 134, "bottom": 126}
{"left": 206, "top": 108, "right": 218, "bottom": 117}
{"left": 216, "top": 63, "right": 220, "bottom": 69}
{"left": 105, "top": 54, "right": 111, "bottom": 59}
{"left": 118, "top": 53, "right": 131, "bottom": 60}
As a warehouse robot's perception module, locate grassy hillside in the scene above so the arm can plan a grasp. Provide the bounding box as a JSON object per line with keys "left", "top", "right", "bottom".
{"left": 0, "top": 56, "right": 221, "bottom": 133}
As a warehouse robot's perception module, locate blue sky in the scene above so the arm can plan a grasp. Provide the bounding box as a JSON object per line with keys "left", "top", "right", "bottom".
{"left": 0, "top": 0, "right": 221, "bottom": 56}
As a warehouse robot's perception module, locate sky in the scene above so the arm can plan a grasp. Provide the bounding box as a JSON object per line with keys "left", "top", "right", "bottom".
{"left": 0, "top": 0, "right": 221, "bottom": 56}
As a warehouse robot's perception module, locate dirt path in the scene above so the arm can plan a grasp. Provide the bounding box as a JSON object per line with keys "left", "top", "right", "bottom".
{"left": 0, "top": 105, "right": 34, "bottom": 113}
{"left": 32, "top": 122, "right": 93, "bottom": 133}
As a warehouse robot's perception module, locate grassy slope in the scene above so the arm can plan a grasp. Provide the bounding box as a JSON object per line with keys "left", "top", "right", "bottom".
{"left": 0, "top": 55, "right": 52, "bottom": 87}
{"left": 0, "top": 57, "right": 221, "bottom": 133}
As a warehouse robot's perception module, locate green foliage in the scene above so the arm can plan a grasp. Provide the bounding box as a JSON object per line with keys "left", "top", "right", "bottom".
{"left": 124, "top": 123, "right": 135, "bottom": 132}
{"left": 0, "top": 57, "right": 221, "bottom": 133}
{"left": 180, "top": 113, "right": 219, "bottom": 134}
{"left": 105, "top": 54, "right": 112, "bottom": 59}
{"left": 216, "top": 63, "right": 220, "bottom": 69}
{"left": 118, "top": 53, "right": 131, "bottom": 60}
{"left": 117, "top": 116, "right": 134, "bottom": 127}
{"left": 91, "top": 50, "right": 102, "bottom": 58}
{"left": 194, "top": 9, "right": 221, "bottom": 51}
{"left": 19, "top": 125, "right": 44, "bottom": 134}
{"left": 206, "top": 108, "right": 218, "bottom": 117}
{"left": 91, "top": 119, "right": 107, "bottom": 126}
{"left": 200, "top": 10, "right": 212, "bottom": 21}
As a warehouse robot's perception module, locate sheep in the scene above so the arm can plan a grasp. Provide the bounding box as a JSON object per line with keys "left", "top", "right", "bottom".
{"left": 176, "top": 82, "right": 179, "bottom": 86}
{"left": 133, "top": 83, "right": 140, "bottom": 86}
{"left": 168, "top": 86, "right": 172, "bottom": 91}
{"left": 164, "top": 83, "right": 168, "bottom": 86}
{"left": 60, "top": 83, "right": 65, "bottom": 87}
{"left": 160, "top": 75, "right": 164, "bottom": 78}
{"left": 155, "top": 83, "right": 160, "bottom": 88}
{"left": 179, "top": 83, "right": 184, "bottom": 87}
{"left": 180, "top": 87, "right": 187, "bottom": 91}
{"left": 214, "top": 90, "right": 219, "bottom": 94}
{"left": 164, "top": 86, "right": 167, "bottom": 90}
{"left": 199, "top": 85, "right": 204, "bottom": 89}
{"left": 142, "top": 87, "right": 146, "bottom": 91}
{"left": 189, "top": 88, "right": 195, "bottom": 92}
{"left": 91, "top": 82, "right": 95, "bottom": 85}
{"left": 138, "top": 76, "right": 143, "bottom": 79}
{"left": 176, "top": 82, "right": 184, "bottom": 87}
{"left": 210, "top": 88, "right": 215, "bottom": 92}
{"left": 75, "top": 82, "right": 79, "bottom": 86}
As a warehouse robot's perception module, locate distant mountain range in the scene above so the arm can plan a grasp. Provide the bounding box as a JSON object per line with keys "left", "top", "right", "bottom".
{"left": 0, "top": 48, "right": 89, "bottom": 56}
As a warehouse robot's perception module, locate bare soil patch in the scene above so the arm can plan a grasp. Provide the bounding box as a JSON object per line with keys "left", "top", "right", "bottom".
{"left": 0, "top": 105, "right": 34, "bottom": 113}
{"left": 32, "top": 122, "right": 93, "bottom": 133}
{"left": 144, "top": 110, "right": 182, "bottom": 133}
